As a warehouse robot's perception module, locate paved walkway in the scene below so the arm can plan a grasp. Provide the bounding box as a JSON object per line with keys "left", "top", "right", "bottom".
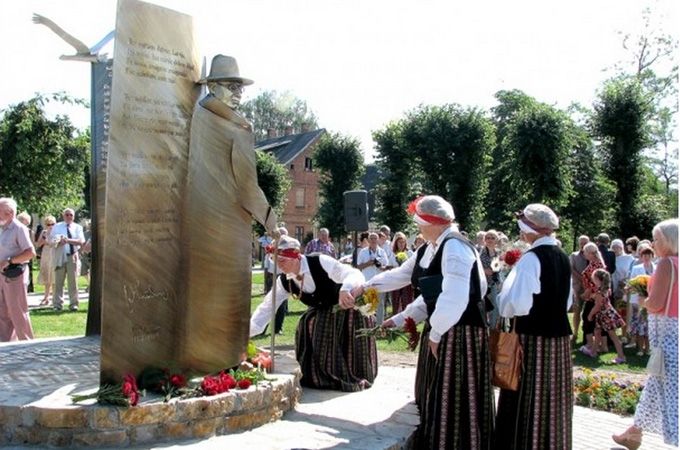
{"left": 6, "top": 301, "right": 677, "bottom": 449}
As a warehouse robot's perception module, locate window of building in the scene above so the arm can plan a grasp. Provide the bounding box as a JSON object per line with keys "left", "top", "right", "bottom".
{"left": 304, "top": 157, "right": 313, "bottom": 171}
{"left": 295, "top": 226, "right": 304, "bottom": 242}
{"left": 295, "top": 188, "right": 305, "bottom": 208}
{"left": 289, "top": 164, "right": 295, "bottom": 170}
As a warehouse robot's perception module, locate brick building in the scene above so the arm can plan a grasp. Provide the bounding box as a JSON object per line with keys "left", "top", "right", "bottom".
{"left": 255, "top": 127, "right": 326, "bottom": 243}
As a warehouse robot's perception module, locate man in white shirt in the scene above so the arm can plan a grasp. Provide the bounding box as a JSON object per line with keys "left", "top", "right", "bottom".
{"left": 356, "top": 232, "right": 390, "bottom": 323}
{"left": 49, "top": 208, "right": 85, "bottom": 311}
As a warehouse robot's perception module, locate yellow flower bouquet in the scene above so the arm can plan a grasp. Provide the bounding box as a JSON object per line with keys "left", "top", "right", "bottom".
{"left": 627, "top": 274, "right": 651, "bottom": 297}
{"left": 333, "top": 287, "right": 380, "bottom": 317}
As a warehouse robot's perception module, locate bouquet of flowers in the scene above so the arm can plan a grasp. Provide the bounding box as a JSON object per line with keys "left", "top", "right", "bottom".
{"left": 356, "top": 317, "right": 421, "bottom": 351}
{"left": 333, "top": 287, "right": 380, "bottom": 317}
{"left": 72, "top": 373, "right": 142, "bottom": 406}
{"left": 628, "top": 275, "right": 651, "bottom": 297}
{"left": 395, "top": 252, "right": 409, "bottom": 265}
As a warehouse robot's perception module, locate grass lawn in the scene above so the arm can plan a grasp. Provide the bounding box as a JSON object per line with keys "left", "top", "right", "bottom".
{"left": 29, "top": 270, "right": 649, "bottom": 373}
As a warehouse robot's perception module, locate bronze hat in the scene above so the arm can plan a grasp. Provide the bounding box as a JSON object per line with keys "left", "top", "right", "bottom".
{"left": 199, "top": 54, "right": 253, "bottom": 85}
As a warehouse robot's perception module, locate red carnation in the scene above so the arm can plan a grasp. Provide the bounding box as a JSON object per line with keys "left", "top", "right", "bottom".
{"left": 237, "top": 379, "right": 252, "bottom": 390}
{"left": 406, "top": 196, "right": 424, "bottom": 215}
{"left": 502, "top": 248, "right": 522, "bottom": 266}
{"left": 218, "top": 371, "right": 237, "bottom": 391}
{"left": 403, "top": 317, "right": 421, "bottom": 352}
{"left": 169, "top": 374, "right": 187, "bottom": 388}
{"left": 200, "top": 376, "right": 222, "bottom": 396}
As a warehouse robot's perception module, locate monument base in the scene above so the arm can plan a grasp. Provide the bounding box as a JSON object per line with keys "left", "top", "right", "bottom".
{"left": 0, "top": 337, "right": 301, "bottom": 447}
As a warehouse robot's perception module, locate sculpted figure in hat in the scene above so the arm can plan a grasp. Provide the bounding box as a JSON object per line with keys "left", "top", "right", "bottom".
{"left": 181, "top": 55, "right": 278, "bottom": 372}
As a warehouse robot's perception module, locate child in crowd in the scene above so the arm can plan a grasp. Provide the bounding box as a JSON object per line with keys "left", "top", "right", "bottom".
{"left": 588, "top": 268, "right": 627, "bottom": 364}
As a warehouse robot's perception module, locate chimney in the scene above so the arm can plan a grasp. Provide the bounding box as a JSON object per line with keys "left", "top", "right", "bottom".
{"left": 301, "top": 122, "right": 311, "bottom": 132}
{"left": 267, "top": 128, "right": 277, "bottom": 139}
{"left": 284, "top": 125, "right": 294, "bottom": 136}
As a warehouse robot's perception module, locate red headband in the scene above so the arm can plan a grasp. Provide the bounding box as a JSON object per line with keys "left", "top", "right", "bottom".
{"left": 406, "top": 196, "right": 452, "bottom": 225}
{"left": 277, "top": 248, "right": 301, "bottom": 260}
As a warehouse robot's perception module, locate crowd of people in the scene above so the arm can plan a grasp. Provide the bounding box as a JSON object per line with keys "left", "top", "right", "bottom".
{"left": 2, "top": 191, "right": 677, "bottom": 449}
{"left": 252, "top": 197, "right": 678, "bottom": 449}
{"left": 0, "top": 197, "right": 90, "bottom": 343}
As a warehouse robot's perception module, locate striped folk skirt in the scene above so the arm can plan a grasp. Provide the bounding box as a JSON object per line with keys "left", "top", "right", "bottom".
{"left": 495, "top": 334, "right": 573, "bottom": 450}
{"left": 295, "top": 306, "right": 378, "bottom": 392}
{"left": 415, "top": 322, "right": 495, "bottom": 449}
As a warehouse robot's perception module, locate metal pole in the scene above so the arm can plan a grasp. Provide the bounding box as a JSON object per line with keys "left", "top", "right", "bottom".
{"left": 269, "top": 237, "right": 279, "bottom": 372}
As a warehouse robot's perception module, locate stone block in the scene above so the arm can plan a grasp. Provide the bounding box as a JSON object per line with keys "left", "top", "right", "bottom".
{"left": 119, "top": 403, "right": 174, "bottom": 425}
{"left": 0, "top": 406, "right": 20, "bottom": 427}
{"left": 72, "top": 429, "right": 128, "bottom": 447}
{"left": 190, "top": 417, "right": 222, "bottom": 438}
{"left": 162, "top": 421, "right": 193, "bottom": 440}
{"left": 223, "top": 410, "right": 274, "bottom": 433}
{"left": 240, "top": 388, "right": 264, "bottom": 410}
{"left": 20, "top": 406, "right": 36, "bottom": 426}
{"left": 130, "top": 424, "right": 160, "bottom": 444}
{"left": 35, "top": 408, "right": 89, "bottom": 428}
{"left": 92, "top": 406, "right": 120, "bottom": 429}
{"left": 175, "top": 395, "right": 235, "bottom": 421}
{"left": 11, "top": 426, "right": 49, "bottom": 445}
{"left": 47, "top": 431, "right": 73, "bottom": 447}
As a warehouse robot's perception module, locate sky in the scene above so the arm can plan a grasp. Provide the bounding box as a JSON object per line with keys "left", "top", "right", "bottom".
{"left": 0, "top": 0, "right": 677, "bottom": 161}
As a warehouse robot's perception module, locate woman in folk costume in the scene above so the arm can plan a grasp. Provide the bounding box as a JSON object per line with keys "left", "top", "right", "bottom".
{"left": 355, "top": 195, "right": 494, "bottom": 449}
{"left": 495, "top": 203, "right": 573, "bottom": 450}
{"left": 249, "top": 236, "right": 377, "bottom": 392}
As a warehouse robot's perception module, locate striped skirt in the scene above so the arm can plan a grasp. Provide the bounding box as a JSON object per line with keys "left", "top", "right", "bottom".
{"left": 295, "top": 306, "right": 378, "bottom": 392}
{"left": 495, "top": 334, "right": 573, "bottom": 450}
{"left": 416, "top": 323, "right": 495, "bottom": 449}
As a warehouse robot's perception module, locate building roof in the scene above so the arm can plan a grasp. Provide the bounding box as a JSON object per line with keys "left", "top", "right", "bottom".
{"left": 255, "top": 128, "right": 326, "bottom": 165}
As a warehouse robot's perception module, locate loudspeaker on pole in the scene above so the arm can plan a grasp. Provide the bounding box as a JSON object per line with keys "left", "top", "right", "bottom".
{"left": 343, "top": 190, "right": 369, "bottom": 232}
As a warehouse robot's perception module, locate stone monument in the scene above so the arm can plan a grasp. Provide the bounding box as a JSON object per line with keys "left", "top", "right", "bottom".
{"left": 180, "top": 55, "right": 278, "bottom": 373}
{"left": 100, "top": 0, "right": 200, "bottom": 383}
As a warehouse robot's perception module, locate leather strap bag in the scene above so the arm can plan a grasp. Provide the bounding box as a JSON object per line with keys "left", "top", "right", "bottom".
{"left": 489, "top": 318, "right": 523, "bottom": 391}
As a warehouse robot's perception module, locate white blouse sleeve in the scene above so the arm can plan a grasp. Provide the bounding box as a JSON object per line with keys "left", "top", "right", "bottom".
{"left": 249, "top": 276, "right": 290, "bottom": 337}
{"left": 365, "top": 252, "right": 418, "bottom": 292}
{"left": 497, "top": 252, "right": 541, "bottom": 317}
{"left": 319, "top": 254, "right": 365, "bottom": 292}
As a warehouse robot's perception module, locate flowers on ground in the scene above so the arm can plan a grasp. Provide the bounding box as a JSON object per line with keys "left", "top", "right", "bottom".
{"left": 574, "top": 369, "right": 642, "bottom": 415}
{"left": 138, "top": 366, "right": 188, "bottom": 402}
{"left": 72, "top": 373, "right": 142, "bottom": 407}
{"left": 356, "top": 316, "right": 421, "bottom": 351}
{"left": 628, "top": 275, "right": 651, "bottom": 297}
{"left": 333, "top": 287, "right": 380, "bottom": 317}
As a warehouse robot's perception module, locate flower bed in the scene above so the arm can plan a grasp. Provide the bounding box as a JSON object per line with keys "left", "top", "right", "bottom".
{"left": 574, "top": 368, "right": 643, "bottom": 415}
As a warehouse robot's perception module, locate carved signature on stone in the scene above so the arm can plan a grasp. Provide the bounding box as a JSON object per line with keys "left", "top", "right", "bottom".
{"left": 123, "top": 280, "right": 171, "bottom": 312}
{"left": 131, "top": 323, "right": 162, "bottom": 343}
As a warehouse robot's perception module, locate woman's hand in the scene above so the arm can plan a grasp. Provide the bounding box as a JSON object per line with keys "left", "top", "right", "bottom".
{"left": 338, "top": 291, "right": 355, "bottom": 310}
{"left": 382, "top": 318, "right": 396, "bottom": 328}
{"left": 351, "top": 285, "right": 365, "bottom": 299}
{"left": 429, "top": 340, "right": 439, "bottom": 360}
{"left": 484, "top": 267, "right": 493, "bottom": 276}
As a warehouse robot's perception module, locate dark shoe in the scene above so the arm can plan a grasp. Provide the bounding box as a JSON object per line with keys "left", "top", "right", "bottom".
{"left": 69, "top": 305, "right": 79, "bottom": 311}
{"left": 53, "top": 306, "right": 63, "bottom": 312}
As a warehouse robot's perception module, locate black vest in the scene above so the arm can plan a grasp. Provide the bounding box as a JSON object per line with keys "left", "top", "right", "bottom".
{"left": 515, "top": 245, "right": 573, "bottom": 337}
{"left": 411, "top": 233, "right": 486, "bottom": 328}
{"left": 279, "top": 255, "right": 340, "bottom": 310}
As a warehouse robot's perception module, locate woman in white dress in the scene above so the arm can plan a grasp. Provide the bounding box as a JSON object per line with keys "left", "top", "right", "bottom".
{"left": 35, "top": 216, "right": 56, "bottom": 306}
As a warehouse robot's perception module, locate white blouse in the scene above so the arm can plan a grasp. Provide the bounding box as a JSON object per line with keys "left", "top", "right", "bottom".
{"left": 249, "top": 254, "right": 364, "bottom": 336}
{"left": 365, "top": 225, "right": 487, "bottom": 344}
{"left": 497, "top": 236, "right": 573, "bottom": 318}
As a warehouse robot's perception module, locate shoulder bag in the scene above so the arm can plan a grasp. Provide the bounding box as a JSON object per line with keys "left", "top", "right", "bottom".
{"left": 489, "top": 318, "right": 523, "bottom": 391}
{"left": 647, "top": 258, "right": 674, "bottom": 376}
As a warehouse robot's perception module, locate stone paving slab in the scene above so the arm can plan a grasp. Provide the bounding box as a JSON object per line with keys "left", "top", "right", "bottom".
{"left": 1, "top": 336, "right": 676, "bottom": 449}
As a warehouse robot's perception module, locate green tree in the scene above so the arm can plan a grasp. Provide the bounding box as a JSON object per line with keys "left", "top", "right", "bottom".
{"left": 592, "top": 77, "right": 653, "bottom": 237}
{"left": 314, "top": 133, "right": 364, "bottom": 238}
{"left": 373, "top": 121, "right": 420, "bottom": 233}
{"left": 254, "top": 149, "right": 291, "bottom": 234}
{"left": 399, "top": 104, "right": 494, "bottom": 232}
{"left": 241, "top": 90, "right": 318, "bottom": 142}
{"left": 486, "top": 90, "right": 539, "bottom": 230}
{"left": 562, "top": 133, "right": 617, "bottom": 250}
{"left": 505, "top": 103, "right": 574, "bottom": 210}
{"left": 0, "top": 93, "right": 90, "bottom": 215}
